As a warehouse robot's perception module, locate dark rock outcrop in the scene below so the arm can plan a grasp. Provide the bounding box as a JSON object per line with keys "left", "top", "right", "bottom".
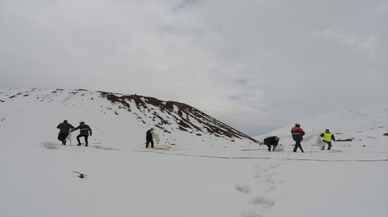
{"left": 99, "top": 91, "right": 257, "bottom": 143}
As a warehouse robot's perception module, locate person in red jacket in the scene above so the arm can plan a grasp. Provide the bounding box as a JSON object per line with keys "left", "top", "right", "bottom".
{"left": 291, "top": 123, "right": 305, "bottom": 153}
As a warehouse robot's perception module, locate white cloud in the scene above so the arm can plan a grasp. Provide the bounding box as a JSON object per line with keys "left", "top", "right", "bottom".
{"left": 1, "top": 0, "right": 387, "bottom": 135}
{"left": 314, "top": 28, "right": 378, "bottom": 59}
{"left": 376, "top": 1, "right": 388, "bottom": 14}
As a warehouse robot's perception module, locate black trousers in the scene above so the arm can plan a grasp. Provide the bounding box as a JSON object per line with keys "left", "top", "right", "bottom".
{"left": 58, "top": 132, "right": 69, "bottom": 145}
{"left": 77, "top": 135, "right": 89, "bottom": 146}
{"left": 293, "top": 140, "right": 304, "bottom": 153}
{"left": 146, "top": 138, "right": 154, "bottom": 148}
{"left": 322, "top": 141, "right": 332, "bottom": 150}
{"left": 265, "top": 144, "right": 278, "bottom": 152}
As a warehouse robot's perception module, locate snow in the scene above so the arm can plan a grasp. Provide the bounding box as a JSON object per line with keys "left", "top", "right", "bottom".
{"left": 1, "top": 88, "right": 388, "bottom": 217}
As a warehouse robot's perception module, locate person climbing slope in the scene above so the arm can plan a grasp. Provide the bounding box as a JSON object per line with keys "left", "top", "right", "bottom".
{"left": 72, "top": 122, "right": 92, "bottom": 147}
{"left": 57, "top": 120, "right": 74, "bottom": 145}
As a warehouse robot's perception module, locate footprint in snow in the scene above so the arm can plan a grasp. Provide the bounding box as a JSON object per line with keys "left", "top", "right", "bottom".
{"left": 268, "top": 163, "right": 281, "bottom": 169}
{"left": 42, "top": 142, "right": 60, "bottom": 150}
{"left": 235, "top": 184, "right": 252, "bottom": 194}
{"left": 265, "top": 185, "right": 277, "bottom": 193}
{"left": 240, "top": 210, "right": 263, "bottom": 217}
{"left": 250, "top": 196, "right": 275, "bottom": 208}
{"left": 264, "top": 177, "right": 276, "bottom": 185}
{"left": 92, "top": 145, "right": 120, "bottom": 151}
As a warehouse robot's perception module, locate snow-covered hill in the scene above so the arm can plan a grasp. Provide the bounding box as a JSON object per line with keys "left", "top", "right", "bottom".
{"left": 1, "top": 89, "right": 387, "bottom": 217}
{"left": 0, "top": 88, "right": 256, "bottom": 151}
{"left": 255, "top": 107, "right": 388, "bottom": 161}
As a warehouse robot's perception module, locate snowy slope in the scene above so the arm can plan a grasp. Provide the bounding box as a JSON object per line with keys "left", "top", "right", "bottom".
{"left": 249, "top": 107, "right": 388, "bottom": 217}
{"left": 255, "top": 107, "right": 388, "bottom": 161}
{"left": 1, "top": 89, "right": 387, "bottom": 217}
{"left": 0, "top": 88, "right": 256, "bottom": 151}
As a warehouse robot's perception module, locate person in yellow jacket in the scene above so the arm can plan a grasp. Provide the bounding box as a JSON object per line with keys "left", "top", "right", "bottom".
{"left": 320, "top": 129, "right": 336, "bottom": 150}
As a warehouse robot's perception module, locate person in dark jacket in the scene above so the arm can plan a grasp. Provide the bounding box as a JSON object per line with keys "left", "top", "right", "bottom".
{"left": 291, "top": 123, "right": 305, "bottom": 153}
{"left": 263, "top": 136, "right": 280, "bottom": 152}
{"left": 72, "top": 122, "right": 92, "bottom": 147}
{"left": 146, "top": 128, "right": 154, "bottom": 149}
{"left": 320, "top": 129, "right": 336, "bottom": 150}
{"left": 57, "top": 120, "right": 74, "bottom": 145}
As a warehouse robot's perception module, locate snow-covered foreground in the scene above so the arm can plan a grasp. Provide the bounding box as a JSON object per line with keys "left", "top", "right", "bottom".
{"left": 1, "top": 89, "right": 388, "bottom": 217}
{"left": 0, "top": 143, "right": 250, "bottom": 217}
{"left": 1, "top": 142, "right": 387, "bottom": 217}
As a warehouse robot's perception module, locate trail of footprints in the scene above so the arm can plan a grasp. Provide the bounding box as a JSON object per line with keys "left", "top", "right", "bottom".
{"left": 235, "top": 162, "right": 284, "bottom": 217}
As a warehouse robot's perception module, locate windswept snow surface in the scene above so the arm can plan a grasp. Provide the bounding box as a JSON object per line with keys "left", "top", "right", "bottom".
{"left": 1, "top": 89, "right": 388, "bottom": 217}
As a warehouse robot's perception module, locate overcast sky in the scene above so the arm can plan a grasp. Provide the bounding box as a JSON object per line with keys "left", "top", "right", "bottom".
{"left": 1, "top": 0, "right": 387, "bottom": 135}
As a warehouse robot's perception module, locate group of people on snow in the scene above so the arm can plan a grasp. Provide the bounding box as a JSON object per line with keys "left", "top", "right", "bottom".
{"left": 57, "top": 120, "right": 156, "bottom": 149}
{"left": 262, "top": 123, "right": 336, "bottom": 153}
{"left": 57, "top": 120, "right": 92, "bottom": 146}
{"left": 57, "top": 120, "right": 335, "bottom": 152}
